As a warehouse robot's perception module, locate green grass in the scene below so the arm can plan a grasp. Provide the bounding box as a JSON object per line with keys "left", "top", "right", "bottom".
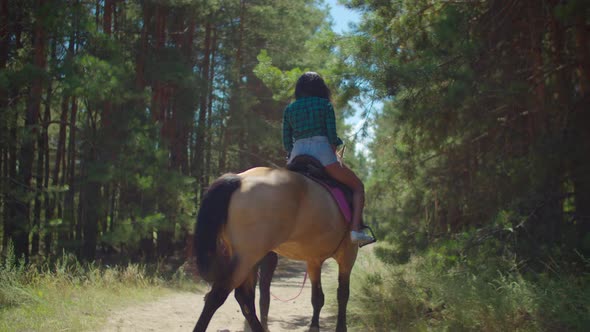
{"left": 1, "top": 280, "right": 171, "bottom": 331}
{"left": 346, "top": 244, "right": 590, "bottom": 332}
{"left": 0, "top": 243, "right": 204, "bottom": 331}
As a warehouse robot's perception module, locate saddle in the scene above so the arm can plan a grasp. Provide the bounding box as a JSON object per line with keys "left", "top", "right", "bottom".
{"left": 288, "top": 155, "right": 353, "bottom": 199}
{"left": 287, "top": 155, "right": 377, "bottom": 247}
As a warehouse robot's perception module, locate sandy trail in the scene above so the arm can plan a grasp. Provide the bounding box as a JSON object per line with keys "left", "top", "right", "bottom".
{"left": 101, "top": 258, "right": 339, "bottom": 332}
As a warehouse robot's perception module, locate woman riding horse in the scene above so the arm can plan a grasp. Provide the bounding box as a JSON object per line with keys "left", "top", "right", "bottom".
{"left": 193, "top": 72, "right": 372, "bottom": 331}
{"left": 283, "top": 72, "right": 374, "bottom": 244}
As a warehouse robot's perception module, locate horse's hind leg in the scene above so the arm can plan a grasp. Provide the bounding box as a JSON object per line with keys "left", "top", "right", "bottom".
{"left": 308, "top": 261, "right": 325, "bottom": 331}
{"left": 336, "top": 271, "right": 351, "bottom": 332}
{"left": 259, "top": 252, "right": 278, "bottom": 329}
{"left": 235, "top": 270, "right": 265, "bottom": 332}
{"left": 335, "top": 244, "right": 358, "bottom": 332}
{"left": 193, "top": 283, "right": 231, "bottom": 332}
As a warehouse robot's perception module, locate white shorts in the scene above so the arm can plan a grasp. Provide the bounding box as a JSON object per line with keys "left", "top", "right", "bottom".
{"left": 288, "top": 136, "right": 339, "bottom": 166}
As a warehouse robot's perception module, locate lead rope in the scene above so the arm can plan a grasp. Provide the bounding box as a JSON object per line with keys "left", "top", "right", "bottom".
{"left": 262, "top": 223, "right": 348, "bottom": 303}
{"left": 259, "top": 270, "right": 308, "bottom": 302}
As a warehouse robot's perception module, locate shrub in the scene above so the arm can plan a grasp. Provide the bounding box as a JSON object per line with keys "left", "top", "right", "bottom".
{"left": 349, "top": 245, "right": 589, "bottom": 331}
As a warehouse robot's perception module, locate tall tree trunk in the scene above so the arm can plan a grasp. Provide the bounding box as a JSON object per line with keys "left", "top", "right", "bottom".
{"left": 134, "top": 1, "right": 152, "bottom": 258}
{"left": 85, "top": 0, "right": 116, "bottom": 259}
{"left": 179, "top": 17, "right": 195, "bottom": 175}
{"left": 0, "top": 0, "right": 7, "bottom": 79}
{"left": 527, "top": 0, "right": 545, "bottom": 136}
{"left": 62, "top": 96, "right": 78, "bottom": 252}
{"left": 32, "top": 58, "right": 53, "bottom": 256}
{"left": 103, "top": 0, "right": 112, "bottom": 34}
{"left": 81, "top": 159, "right": 99, "bottom": 260}
{"left": 1, "top": 147, "right": 5, "bottom": 248}
{"left": 574, "top": 16, "right": 590, "bottom": 93}
{"left": 549, "top": 4, "right": 569, "bottom": 132}
{"left": 0, "top": 0, "right": 9, "bottom": 249}
{"left": 60, "top": 4, "right": 78, "bottom": 253}
{"left": 43, "top": 90, "right": 52, "bottom": 255}
{"left": 195, "top": 22, "right": 212, "bottom": 197}
{"left": 152, "top": 4, "right": 173, "bottom": 257}
{"left": 104, "top": 0, "right": 120, "bottom": 231}
{"left": 204, "top": 27, "right": 217, "bottom": 190}
{"left": 52, "top": 95, "right": 68, "bottom": 251}
{"left": 136, "top": 2, "right": 149, "bottom": 90}
{"left": 235, "top": 1, "right": 247, "bottom": 170}
{"left": 5, "top": 108, "right": 17, "bottom": 250}
{"left": 220, "top": 0, "right": 246, "bottom": 172}
{"left": 42, "top": 25, "right": 58, "bottom": 256}
{"left": 151, "top": 4, "right": 166, "bottom": 123}
{"left": 169, "top": 13, "right": 180, "bottom": 171}
{"left": 572, "top": 14, "right": 590, "bottom": 249}
{"left": 3, "top": 1, "right": 24, "bottom": 252}
{"left": 17, "top": 0, "right": 48, "bottom": 261}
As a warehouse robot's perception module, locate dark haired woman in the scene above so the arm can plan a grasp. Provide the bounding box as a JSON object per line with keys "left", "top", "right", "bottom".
{"left": 282, "top": 72, "right": 374, "bottom": 245}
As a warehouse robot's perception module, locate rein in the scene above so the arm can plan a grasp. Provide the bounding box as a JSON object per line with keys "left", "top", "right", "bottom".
{"left": 261, "top": 233, "right": 346, "bottom": 303}
{"left": 259, "top": 270, "right": 308, "bottom": 302}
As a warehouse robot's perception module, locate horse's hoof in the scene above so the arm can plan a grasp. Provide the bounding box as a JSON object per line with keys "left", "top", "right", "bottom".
{"left": 308, "top": 327, "right": 320, "bottom": 332}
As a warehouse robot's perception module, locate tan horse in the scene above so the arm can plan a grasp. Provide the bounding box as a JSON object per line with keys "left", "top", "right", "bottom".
{"left": 193, "top": 166, "right": 358, "bottom": 332}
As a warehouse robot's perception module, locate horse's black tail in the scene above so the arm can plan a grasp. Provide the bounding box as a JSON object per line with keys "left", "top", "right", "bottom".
{"left": 194, "top": 174, "right": 241, "bottom": 283}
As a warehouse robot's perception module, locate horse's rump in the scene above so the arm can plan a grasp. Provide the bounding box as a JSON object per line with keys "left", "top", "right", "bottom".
{"left": 194, "top": 167, "right": 350, "bottom": 284}
{"left": 235, "top": 168, "right": 348, "bottom": 260}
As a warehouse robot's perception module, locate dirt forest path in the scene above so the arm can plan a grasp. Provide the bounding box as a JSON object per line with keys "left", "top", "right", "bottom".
{"left": 101, "top": 258, "right": 340, "bottom": 332}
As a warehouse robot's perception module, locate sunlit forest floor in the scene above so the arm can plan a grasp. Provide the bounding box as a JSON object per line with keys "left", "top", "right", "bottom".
{"left": 0, "top": 244, "right": 201, "bottom": 331}
{"left": 101, "top": 258, "right": 338, "bottom": 332}
{"left": 1, "top": 243, "right": 588, "bottom": 331}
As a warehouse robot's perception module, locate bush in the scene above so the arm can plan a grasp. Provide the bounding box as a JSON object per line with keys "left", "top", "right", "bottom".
{"left": 0, "top": 241, "right": 186, "bottom": 331}
{"left": 349, "top": 245, "right": 590, "bottom": 331}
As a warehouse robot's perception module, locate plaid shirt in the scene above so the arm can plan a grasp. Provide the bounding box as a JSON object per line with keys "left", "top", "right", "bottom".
{"left": 282, "top": 96, "right": 343, "bottom": 152}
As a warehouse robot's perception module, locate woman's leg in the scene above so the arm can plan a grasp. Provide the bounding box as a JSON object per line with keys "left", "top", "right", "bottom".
{"left": 325, "top": 162, "right": 365, "bottom": 232}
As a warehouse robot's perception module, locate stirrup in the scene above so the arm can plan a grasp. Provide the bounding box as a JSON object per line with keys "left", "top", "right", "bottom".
{"left": 359, "top": 224, "right": 377, "bottom": 248}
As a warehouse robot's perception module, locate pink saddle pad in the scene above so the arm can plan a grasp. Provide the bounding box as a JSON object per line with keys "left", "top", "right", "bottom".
{"left": 319, "top": 183, "right": 352, "bottom": 224}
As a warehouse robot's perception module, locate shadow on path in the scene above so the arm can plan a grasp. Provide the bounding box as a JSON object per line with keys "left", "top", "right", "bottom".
{"left": 100, "top": 257, "right": 341, "bottom": 332}
{"left": 269, "top": 313, "right": 338, "bottom": 331}
{"left": 270, "top": 256, "right": 336, "bottom": 282}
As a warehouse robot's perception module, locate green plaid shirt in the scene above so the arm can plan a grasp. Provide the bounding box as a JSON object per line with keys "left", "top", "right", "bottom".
{"left": 282, "top": 96, "right": 343, "bottom": 152}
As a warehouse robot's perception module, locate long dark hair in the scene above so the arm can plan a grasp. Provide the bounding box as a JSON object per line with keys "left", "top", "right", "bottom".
{"left": 294, "top": 72, "right": 331, "bottom": 100}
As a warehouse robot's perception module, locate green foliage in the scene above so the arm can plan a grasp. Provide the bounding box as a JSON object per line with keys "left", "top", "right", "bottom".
{"left": 332, "top": 2, "right": 590, "bottom": 330}
{"left": 246, "top": 0, "right": 330, "bottom": 69}
{"left": 1, "top": 0, "right": 345, "bottom": 262}
{"left": 253, "top": 50, "right": 303, "bottom": 101}
{"left": 345, "top": 0, "right": 590, "bottom": 270}
{"left": 71, "top": 55, "right": 128, "bottom": 103}
{"left": 102, "top": 213, "right": 164, "bottom": 248}
{"left": 0, "top": 242, "right": 157, "bottom": 309}
{"left": 350, "top": 247, "right": 590, "bottom": 331}
{"left": 0, "top": 241, "right": 201, "bottom": 331}
{"left": 0, "top": 240, "right": 29, "bottom": 307}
